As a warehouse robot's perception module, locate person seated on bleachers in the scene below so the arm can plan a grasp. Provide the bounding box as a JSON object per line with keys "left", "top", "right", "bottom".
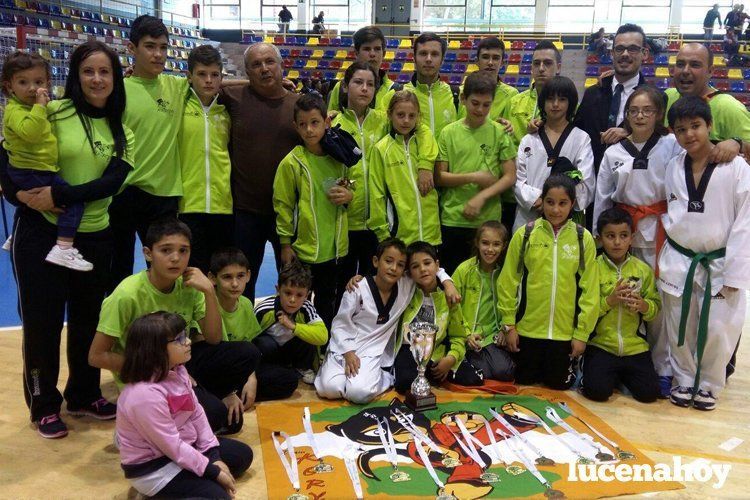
{"left": 724, "top": 27, "right": 740, "bottom": 61}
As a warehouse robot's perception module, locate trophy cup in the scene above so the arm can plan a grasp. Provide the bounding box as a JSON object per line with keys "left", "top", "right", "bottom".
{"left": 405, "top": 321, "right": 439, "bottom": 411}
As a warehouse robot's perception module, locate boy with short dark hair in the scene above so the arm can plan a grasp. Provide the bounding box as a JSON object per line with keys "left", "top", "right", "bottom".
{"left": 459, "top": 38, "right": 518, "bottom": 122}
{"left": 254, "top": 260, "right": 328, "bottom": 385}
{"left": 329, "top": 25, "right": 395, "bottom": 112}
{"left": 659, "top": 96, "right": 750, "bottom": 411}
{"left": 209, "top": 247, "right": 300, "bottom": 402}
{"left": 273, "top": 93, "right": 353, "bottom": 328}
{"left": 109, "top": 15, "right": 191, "bottom": 290}
{"left": 582, "top": 207, "right": 661, "bottom": 403}
{"left": 90, "top": 218, "right": 259, "bottom": 433}
{"left": 434, "top": 71, "right": 517, "bottom": 273}
{"left": 178, "top": 44, "right": 233, "bottom": 273}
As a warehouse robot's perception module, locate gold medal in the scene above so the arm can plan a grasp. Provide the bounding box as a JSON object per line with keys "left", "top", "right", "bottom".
{"left": 436, "top": 487, "right": 458, "bottom": 500}
{"left": 313, "top": 461, "right": 333, "bottom": 473}
{"left": 480, "top": 472, "right": 501, "bottom": 483}
{"left": 596, "top": 452, "right": 615, "bottom": 462}
{"left": 506, "top": 465, "right": 525, "bottom": 475}
{"left": 390, "top": 470, "right": 411, "bottom": 482}
{"left": 287, "top": 494, "right": 309, "bottom": 500}
{"left": 617, "top": 450, "right": 636, "bottom": 460}
{"left": 577, "top": 457, "right": 594, "bottom": 465}
{"left": 441, "top": 456, "right": 461, "bottom": 468}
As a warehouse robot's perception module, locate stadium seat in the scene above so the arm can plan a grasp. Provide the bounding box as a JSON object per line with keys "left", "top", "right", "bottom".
{"left": 655, "top": 54, "right": 668, "bottom": 65}
{"left": 655, "top": 67, "right": 670, "bottom": 78}
{"left": 397, "top": 73, "right": 410, "bottom": 83}
{"left": 457, "top": 53, "right": 469, "bottom": 62}
{"left": 743, "top": 69, "right": 750, "bottom": 79}
{"left": 330, "top": 38, "right": 341, "bottom": 46}
{"left": 300, "top": 70, "right": 311, "bottom": 79}
{"left": 654, "top": 78, "right": 670, "bottom": 90}
{"left": 505, "top": 65, "right": 519, "bottom": 75}
{"left": 511, "top": 41, "right": 523, "bottom": 50}
{"left": 600, "top": 54, "right": 612, "bottom": 65}
{"left": 335, "top": 50, "right": 347, "bottom": 59}
{"left": 312, "top": 49, "right": 324, "bottom": 58}
{"left": 585, "top": 66, "right": 598, "bottom": 76}
{"left": 460, "top": 40, "right": 472, "bottom": 49}
{"left": 498, "top": 65, "right": 506, "bottom": 75}
{"left": 395, "top": 51, "right": 407, "bottom": 61}
{"left": 553, "top": 41, "right": 563, "bottom": 50}
{"left": 716, "top": 81, "right": 730, "bottom": 91}
{"left": 389, "top": 62, "right": 402, "bottom": 72}
{"left": 381, "top": 62, "right": 390, "bottom": 71}
{"left": 521, "top": 53, "right": 532, "bottom": 64}
{"left": 467, "top": 63, "right": 478, "bottom": 73}
{"left": 406, "top": 52, "right": 414, "bottom": 61}
{"left": 449, "top": 75, "right": 462, "bottom": 85}
{"left": 293, "top": 59, "right": 305, "bottom": 68}
{"left": 323, "top": 49, "right": 335, "bottom": 59}
{"left": 504, "top": 41, "right": 511, "bottom": 50}
{"left": 508, "top": 53, "right": 521, "bottom": 64}
{"left": 283, "top": 59, "right": 292, "bottom": 68}
{"left": 713, "top": 56, "right": 726, "bottom": 67}
{"left": 585, "top": 77, "right": 598, "bottom": 88}
{"left": 440, "top": 75, "right": 450, "bottom": 83}
{"left": 342, "top": 60, "right": 352, "bottom": 69}
{"left": 296, "top": 37, "right": 308, "bottom": 46}
{"left": 312, "top": 71, "right": 323, "bottom": 79}
{"left": 403, "top": 62, "right": 415, "bottom": 72}
{"left": 341, "top": 38, "right": 353, "bottom": 47}
{"left": 519, "top": 64, "right": 531, "bottom": 75}
{"left": 738, "top": 95, "right": 750, "bottom": 105}
{"left": 448, "top": 40, "right": 460, "bottom": 49}
{"left": 524, "top": 41, "right": 536, "bottom": 51}
{"left": 346, "top": 50, "right": 356, "bottom": 60}
{"left": 728, "top": 68, "right": 743, "bottom": 79}
{"left": 399, "top": 39, "right": 411, "bottom": 48}
{"left": 712, "top": 68, "right": 728, "bottom": 78}
{"left": 385, "top": 39, "right": 398, "bottom": 49}
{"left": 642, "top": 66, "right": 655, "bottom": 77}
{"left": 301, "top": 49, "right": 313, "bottom": 58}
{"left": 324, "top": 71, "right": 336, "bottom": 80}
{"left": 320, "top": 37, "right": 330, "bottom": 45}
{"left": 503, "top": 76, "right": 517, "bottom": 86}
{"left": 668, "top": 55, "right": 676, "bottom": 65}
{"left": 731, "top": 81, "right": 745, "bottom": 92}
{"left": 440, "top": 63, "right": 452, "bottom": 73}
{"left": 668, "top": 41, "right": 680, "bottom": 51}
{"left": 274, "top": 36, "right": 285, "bottom": 44}
{"left": 291, "top": 49, "right": 301, "bottom": 58}
{"left": 336, "top": 71, "right": 345, "bottom": 79}
{"left": 305, "top": 60, "right": 316, "bottom": 69}
{"left": 287, "top": 70, "right": 299, "bottom": 79}
{"left": 330, "top": 60, "right": 342, "bottom": 69}
{"left": 586, "top": 54, "right": 599, "bottom": 65}
{"left": 444, "top": 52, "right": 456, "bottom": 62}
{"left": 517, "top": 76, "right": 531, "bottom": 87}
{"left": 385, "top": 51, "right": 395, "bottom": 61}
{"left": 454, "top": 63, "right": 466, "bottom": 74}
{"left": 280, "top": 48, "right": 290, "bottom": 58}
{"left": 307, "top": 37, "right": 319, "bottom": 46}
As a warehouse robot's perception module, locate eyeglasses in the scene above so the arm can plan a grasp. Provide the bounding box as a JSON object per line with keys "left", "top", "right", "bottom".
{"left": 168, "top": 330, "right": 189, "bottom": 345}
{"left": 626, "top": 107, "right": 656, "bottom": 118}
{"left": 613, "top": 45, "right": 644, "bottom": 55}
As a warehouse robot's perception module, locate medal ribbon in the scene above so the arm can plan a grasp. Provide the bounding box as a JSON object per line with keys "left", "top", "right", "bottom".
{"left": 272, "top": 431, "right": 300, "bottom": 491}
{"left": 488, "top": 408, "right": 547, "bottom": 460}
{"left": 302, "top": 407, "right": 323, "bottom": 459}
{"left": 476, "top": 415, "right": 502, "bottom": 462}
{"left": 452, "top": 417, "right": 486, "bottom": 468}
{"left": 377, "top": 418, "right": 398, "bottom": 467}
{"left": 343, "top": 445, "right": 364, "bottom": 499}
{"left": 413, "top": 435, "right": 445, "bottom": 490}
{"left": 545, "top": 407, "right": 599, "bottom": 458}
{"left": 494, "top": 426, "right": 550, "bottom": 488}
{"left": 558, "top": 401, "right": 619, "bottom": 450}
{"left": 392, "top": 408, "right": 443, "bottom": 454}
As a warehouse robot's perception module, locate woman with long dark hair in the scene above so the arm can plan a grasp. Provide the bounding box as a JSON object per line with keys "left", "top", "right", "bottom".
{"left": 0, "top": 40, "right": 134, "bottom": 438}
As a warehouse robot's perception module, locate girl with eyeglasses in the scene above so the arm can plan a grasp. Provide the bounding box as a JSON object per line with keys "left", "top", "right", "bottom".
{"left": 116, "top": 312, "right": 252, "bottom": 499}
{"left": 593, "top": 84, "right": 682, "bottom": 398}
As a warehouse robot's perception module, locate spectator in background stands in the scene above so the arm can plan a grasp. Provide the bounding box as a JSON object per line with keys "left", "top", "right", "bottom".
{"left": 312, "top": 11, "right": 325, "bottom": 34}
{"left": 574, "top": 23, "right": 650, "bottom": 229}
{"left": 278, "top": 6, "right": 293, "bottom": 34}
{"left": 328, "top": 26, "right": 395, "bottom": 112}
{"left": 724, "top": 4, "right": 743, "bottom": 32}
{"left": 704, "top": 4, "right": 723, "bottom": 42}
{"left": 588, "top": 27, "right": 607, "bottom": 57}
{"left": 219, "top": 43, "right": 300, "bottom": 302}
{"left": 724, "top": 27, "right": 740, "bottom": 61}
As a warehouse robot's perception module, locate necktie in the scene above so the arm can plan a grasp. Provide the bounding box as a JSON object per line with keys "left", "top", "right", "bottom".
{"left": 608, "top": 83, "right": 624, "bottom": 128}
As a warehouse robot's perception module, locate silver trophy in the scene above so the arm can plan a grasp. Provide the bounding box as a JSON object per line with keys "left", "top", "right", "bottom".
{"left": 405, "top": 321, "right": 439, "bottom": 411}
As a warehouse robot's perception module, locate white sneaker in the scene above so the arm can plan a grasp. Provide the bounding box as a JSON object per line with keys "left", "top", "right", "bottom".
{"left": 45, "top": 245, "right": 94, "bottom": 271}
{"left": 1, "top": 235, "right": 11, "bottom": 251}
{"left": 297, "top": 368, "right": 316, "bottom": 385}
{"left": 693, "top": 389, "right": 717, "bottom": 411}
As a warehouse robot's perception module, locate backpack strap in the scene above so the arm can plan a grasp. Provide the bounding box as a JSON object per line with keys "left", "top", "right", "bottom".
{"left": 576, "top": 223, "right": 585, "bottom": 272}
{"left": 516, "top": 222, "right": 535, "bottom": 275}
{"left": 450, "top": 84, "right": 461, "bottom": 111}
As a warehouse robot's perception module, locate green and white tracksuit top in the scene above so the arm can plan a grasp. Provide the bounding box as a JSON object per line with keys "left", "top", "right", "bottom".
{"left": 331, "top": 108, "right": 390, "bottom": 231}
{"left": 452, "top": 257, "right": 502, "bottom": 348}
{"left": 255, "top": 295, "right": 329, "bottom": 347}
{"left": 403, "top": 75, "right": 457, "bottom": 138}
{"left": 590, "top": 253, "right": 661, "bottom": 357}
{"left": 328, "top": 71, "right": 396, "bottom": 113}
{"left": 178, "top": 90, "right": 233, "bottom": 214}
{"left": 396, "top": 287, "right": 468, "bottom": 371}
{"left": 368, "top": 129, "right": 441, "bottom": 245}
{"left": 273, "top": 145, "right": 349, "bottom": 264}
{"left": 498, "top": 218, "right": 599, "bottom": 342}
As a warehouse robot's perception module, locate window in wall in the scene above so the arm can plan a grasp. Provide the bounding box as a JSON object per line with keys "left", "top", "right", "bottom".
{"left": 679, "top": 1, "right": 734, "bottom": 33}
{"left": 547, "top": 1, "right": 595, "bottom": 33}
{"left": 205, "top": 1, "right": 243, "bottom": 29}
{"left": 489, "top": 0, "right": 535, "bottom": 31}
{"left": 261, "top": 0, "right": 295, "bottom": 26}
{"left": 423, "top": 0, "right": 467, "bottom": 31}
{"left": 310, "top": 0, "right": 350, "bottom": 31}
{"left": 621, "top": 1, "right": 671, "bottom": 34}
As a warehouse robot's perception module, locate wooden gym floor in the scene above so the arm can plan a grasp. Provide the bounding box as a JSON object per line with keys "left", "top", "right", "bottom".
{"left": 0, "top": 320, "right": 749, "bottom": 499}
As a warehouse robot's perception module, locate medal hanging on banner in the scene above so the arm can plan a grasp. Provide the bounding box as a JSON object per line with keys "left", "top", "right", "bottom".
{"left": 302, "top": 407, "right": 333, "bottom": 473}
{"left": 376, "top": 417, "right": 411, "bottom": 482}
{"left": 271, "top": 431, "right": 309, "bottom": 500}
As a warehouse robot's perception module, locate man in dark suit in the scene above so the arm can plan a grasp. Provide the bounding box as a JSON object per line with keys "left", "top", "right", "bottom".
{"left": 574, "top": 23, "right": 651, "bottom": 229}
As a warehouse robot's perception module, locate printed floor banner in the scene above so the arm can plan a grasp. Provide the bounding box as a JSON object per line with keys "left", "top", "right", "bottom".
{"left": 257, "top": 388, "right": 683, "bottom": 499}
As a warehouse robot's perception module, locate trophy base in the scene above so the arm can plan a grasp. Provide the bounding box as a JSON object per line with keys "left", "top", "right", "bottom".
{"left": 405, "top": 391, "right": 437, "bottom": 412}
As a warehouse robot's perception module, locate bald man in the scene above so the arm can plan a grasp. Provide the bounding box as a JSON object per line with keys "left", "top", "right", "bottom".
{"left": 219, "top": 43, "right": 301, "bottom": 301}
{"left": 665, "top": 42, "right": 750, "bottom": 163}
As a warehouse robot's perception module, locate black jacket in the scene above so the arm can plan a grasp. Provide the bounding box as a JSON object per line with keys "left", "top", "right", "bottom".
{"left": 573, "top": 72, "right": 650, "bottom": 171}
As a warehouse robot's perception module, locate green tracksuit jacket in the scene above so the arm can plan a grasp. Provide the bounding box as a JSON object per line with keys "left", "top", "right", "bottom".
{"left": 452, "top": 257, "right": 502, "bottom": 347}
{"left": 403, "top": 75, "right": 457, "bottom": 137}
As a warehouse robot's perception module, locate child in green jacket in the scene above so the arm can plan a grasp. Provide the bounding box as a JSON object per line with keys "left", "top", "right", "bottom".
{"left": 581, "top": 208, "right": 661, "bottom": 403}
{"left": 498, "top": 174, "right": 599, "bottom": 389}
{"left": 393, "top": 241, "right": 479, "bottom": 392}
{"left": 453, "top": 221, "right": 515, "bottom": 382}
{"left": 273, "top": 93, "right": 354, "bottom": 328}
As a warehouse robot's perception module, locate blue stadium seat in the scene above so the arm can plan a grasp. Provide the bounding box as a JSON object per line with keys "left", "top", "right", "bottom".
{"left": 655, "top": 54, "right": 668, "bottom": 65}
{"left": 301, "top": 49, "right": 313, "bottom": 58}
{"left": 296, "top": 37, "right": 308, "bottom": 46}
{"left": 449, "top": 75, "right": 462, "bottom": 85}
{"left": 731, "top": 81, "right": 745, "bottom": 92}
{"left": 341, "top": 38, "right": 353, "bottom": 47}
{"left": 654, "top": 78, "right": 669, "bottom": 89}
{"left": 300, "top": 70, "right": 311, "bottom": 79}
{"left": 743, "top": 69, "right": 750, "bottom": 79}
{"left": 585, "top": 66, "right": 598, "bottom": 76}
{"left": 395, "top": 51, "right": 407, "bottom": 61}
{"left": 440, "top": 62, "right": 452, "bottom": 73}
{"left": 387, "top": 39, "right": 399, "bottom": 48}
{"left": 389, "top": 62, "right": 402, "bottom": 72}
{"left": 524, "top": 41, "right": 537, "bottom": 51}
{"left": 280, "top": 48, "right": 290, "bottom": 58}
{"left": 642, "top": 66, "right": 655, "bottom": 77}
{"left": 519, "top": 64, "right": 531, "bottom": 75}
{"left": 503, "top": 76, "right": 517, "bottom": 86}
{"left": 323, "top": 49, "right": 335, "bottom": 58}
{"left": 444, "top": 52, "right": 456, "bottom": 62}
{"left": 521, "top": 53, "right": 532, "bottom": 64}
{"left": 600, "top": 54, "right": 612, "bottom": 65}
{"left": 397, "top": 73, "right": 410, "bottom": 84}
{"left": 293, "top": 59, "right": 305, "bottom": 68}
{"left": 324, "top": 71, "right": 336, "bottom": 80}
{"left": 498, "top": 66, "right": 506, "bottom": 75}
{"left": 454, "top": 63, "right": 466, "bottom": 74}
{"left": 318, "top": 60, "right": 330, "bottom": 69}
{"left": 517, "top": 76, "right": 531, "bottom": 87}
{"left": 330, "top": 38, "right": 341, "bottom": 46}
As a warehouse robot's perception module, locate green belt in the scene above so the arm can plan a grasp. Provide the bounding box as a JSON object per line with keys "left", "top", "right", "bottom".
{"left": 667, "top": 236, "right": 726, "bottom": 395}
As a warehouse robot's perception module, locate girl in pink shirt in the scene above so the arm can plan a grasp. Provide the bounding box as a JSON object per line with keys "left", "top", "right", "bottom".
{"left": 116, "top": 312, "right": 252, "bottom": 499}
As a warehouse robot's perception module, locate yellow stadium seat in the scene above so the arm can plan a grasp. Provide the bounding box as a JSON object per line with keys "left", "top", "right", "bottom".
{"left": 342, "top": 60, "right": 353, "bottom": 69}
{"left": 61, "top": 7, "right": 71, "bottom": 16}
{"left": 668, "top": 55, "right": 676, "bottom": 65}
{"left": 713, "top": 56, "right": 726, "bottom": 66}
{"left": 16, "top": 0, "right": 27, "bottom": 9}
{"left": 448, "top": 40, "right": 460, "bottom": 49}
{"left": 50, "top": 20, "right": 62, "bottom": 30}
{"left": 287, "top": 70, "right": 299, "bottom": 79}
{"left": 307, "top": 37, "right": 319, "bottom": 46}
{"left": 504, "top": 41, "right": 511, "bottom": 50}
{"left": 505, "top": 64, "right": 519, "bottom": 75}
{"left": 335, "top": 50, "right": 347, "bottom": 59}
{"left": 553, "top": 41, "right": 564, "bottom": 50}
{"left": 585, "top": 78, "right": 598, "bottom": 88}
{"left": 384, "top": 51, "right": 395, "bottom": 61}
{"left": 72, "top": 24, "right": 83, "bottom": 33}
{"left": 264, "top": 36, "right": 274, "bottom": 43}
{"left": 336, "top": 71, "right": 345, "bottom": 80}
{"left": 403, "top": 62, "right": 415, "bottom": 72}
{"left": 305, "top": 60, "right": 317, "bottom": 69}
{"left": 399, "top": 39, "right": 412, "bottom": 48}
{"left": 312, "top": 50, "right": 324, "bottom": 58}
{"left": 728, "top": 68, "right": 743, "bottom": 79}
{"left": 467, "top": 64, "right": 479, "bottom": 73}
{"left": 655, "top": 67, "right": 670, "bottom": 78}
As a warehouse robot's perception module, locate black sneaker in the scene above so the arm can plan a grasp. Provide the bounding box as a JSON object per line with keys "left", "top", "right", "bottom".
{"left": 669, "top": 386, "right": 693, "bottom": 407}
{"left": 68, "top": 397, "right": 117, "bottom": 420}
{"left": 693, "top": 389, "right": 717, "bottom": 411}
{"left": 37, "top": 413, "right": 68, "bottom": 439}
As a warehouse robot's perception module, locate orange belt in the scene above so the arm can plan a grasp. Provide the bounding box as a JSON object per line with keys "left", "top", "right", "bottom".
{"left": 616, "top": 201, "right": 668, "bottom": 275}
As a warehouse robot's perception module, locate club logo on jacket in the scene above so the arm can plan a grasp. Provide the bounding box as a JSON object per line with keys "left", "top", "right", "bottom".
{"left": 93, "top": 141, "right": 112, "bottom": 158}
{"left": 688, "top": 200, "right": 705, "bottom": 213}
{"left": 613, "top": 160, "right": 624, "bottom": 170}
{"left": 668, "top": 193, "right": 678, "bottom": 203}
{"left": 523, "top": 146, "right": 532, "bottom": 158}
{"left": 156, "top": 98, "right": 174, "bottom": 115}
{"left": 562, "top": 243, "right": 578, "bottom": 260}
